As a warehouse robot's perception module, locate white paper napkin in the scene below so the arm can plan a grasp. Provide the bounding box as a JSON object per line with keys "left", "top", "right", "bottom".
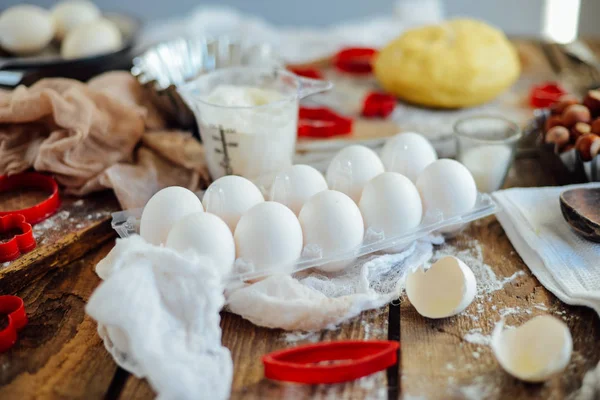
{"left": 493, "top": 183, "right": 600, "bottom": 316}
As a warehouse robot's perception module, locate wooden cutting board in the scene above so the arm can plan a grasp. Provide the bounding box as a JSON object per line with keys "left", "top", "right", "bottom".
{"left": 0, "top": 188, "right": 119, "bottom": 294}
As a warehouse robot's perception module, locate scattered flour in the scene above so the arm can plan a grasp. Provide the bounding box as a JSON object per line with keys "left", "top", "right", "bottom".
{"left": 282, "top": 331, "right": 320, "bottom": 343}
{"left": 463, "top": 329, "right": 491, "bottom": 346}
{"left": 2, "top": 262, "right": 9, "bottom": 267}
{"left": 433, "top": 239, "right": 525, "bottom": 297}
{"left": 472, "top": 351, "right": 480, "bottom": 359}
{"left": 74, "top": 199, "right": 84, "bottom": 206}
{"left": 499, "top": 307, "right": 522, "bottom": 317}
{"left": 459, "top": 378, "right": 498, "bottom": 400}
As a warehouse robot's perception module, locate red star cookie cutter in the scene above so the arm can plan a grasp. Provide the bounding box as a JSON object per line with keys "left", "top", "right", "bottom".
{"left": 262, "top": 340, "right": 399, "bottom": 384}
{"left": 0, "top": 172, "right": 60, "bottom": 225}
{"left": 0, "top": 214, "right": 36, "bottom": 263}
{"left": 0, "top": 295, "right": 28, "bottom": 353}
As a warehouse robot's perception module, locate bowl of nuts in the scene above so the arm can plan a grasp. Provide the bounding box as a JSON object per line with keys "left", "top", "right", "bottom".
{"left": 528, "top": 89, "right": 600, "bottom": 183}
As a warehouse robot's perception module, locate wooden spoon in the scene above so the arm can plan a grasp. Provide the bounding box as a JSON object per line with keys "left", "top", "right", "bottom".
{"left": 560, "top": 187, "right": 600, "bottom": 242}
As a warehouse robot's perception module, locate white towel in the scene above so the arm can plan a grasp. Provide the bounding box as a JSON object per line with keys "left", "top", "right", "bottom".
{"left": 493, "top": 183, "right": 600, "bottom": 315}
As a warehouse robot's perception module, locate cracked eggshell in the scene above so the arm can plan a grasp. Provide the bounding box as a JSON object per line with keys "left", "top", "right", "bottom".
{"left": 380, "top": 132, "right": 438, "bottom": 182}
{"left": 326, "top": 145, "right": 385, "bottom": 203}
{"left": 405, "top": 256, "right": 476, "bottom": 319}
{"left": 491, "top": 315, "right": 572, "bottom": 382}
{"left": 140, "top": 186, "right": 204, "bottom": 246}
{"left": 234, "top": 201, "right": 303, "bottom": 273}
{"left": 270, "top": 164, "right": 328, "bottom": 216}
{"left": 166, "top": 212, "right": 235, "bottom": 277}
{"left": 0, "top": 5, "right": 55, "bottom": 55}
{"left": 299, "top": 190, "right": 364, "bottom": 272}
{"left": 202, "top": 175, "right": 265, "bottom": 232}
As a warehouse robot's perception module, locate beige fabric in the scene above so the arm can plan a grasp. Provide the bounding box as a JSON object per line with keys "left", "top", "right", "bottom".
{"left": 0, "top": 72, "right": 209, "bottom": 209}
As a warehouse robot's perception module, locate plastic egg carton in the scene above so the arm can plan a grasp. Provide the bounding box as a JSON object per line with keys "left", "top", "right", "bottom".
{"left": 111, "top": 192, "right": 498, "bottom": 282}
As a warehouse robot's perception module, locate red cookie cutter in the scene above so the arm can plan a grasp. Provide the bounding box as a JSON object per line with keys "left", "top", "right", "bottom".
{"left": 0, "top": 214, "right": 36, "bottom": 262}
{"left": 333, "top": 47, "right": 378, "bottom": 75}
{"left": 0, "top": 295, "right": 28, "bottom": 353}
{"left": 298, "top": 106, "right": 353, "bottom": 138}
{"left": 262, "top": 340, "right": 399, "bottom": 384}
{"left": 0, "top": 173, "right": 60, "bottom": 224}
{"left": 362, "top": 92, "right": 397, "bottom": 118}
{"left": 529, "top": 82, "right": 567, "bottom": 108}
{"left": 288, "top": 67, "right": 324, "bottom": 80}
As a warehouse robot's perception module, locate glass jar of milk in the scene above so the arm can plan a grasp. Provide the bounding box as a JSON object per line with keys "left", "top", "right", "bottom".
{"left": 179, "top": 67, "right": 332, "bottom": 180}
{"left": 454, "top": 116, "right": 521, "bottom": 193}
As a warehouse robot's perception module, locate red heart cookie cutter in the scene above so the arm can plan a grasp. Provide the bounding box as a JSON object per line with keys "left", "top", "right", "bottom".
{"left": 0, "top": 295, "right": 28, "bottom": 353}
{"left": 0, "top": 214, "right": 36, "bottom": 263}
{"left": 262, "top": 340, "right": 399, "bottom": 384}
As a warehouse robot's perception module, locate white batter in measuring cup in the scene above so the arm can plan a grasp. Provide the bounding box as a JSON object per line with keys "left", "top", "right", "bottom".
{"left": 179, "top": 67, "right": 332, "bottom": 180}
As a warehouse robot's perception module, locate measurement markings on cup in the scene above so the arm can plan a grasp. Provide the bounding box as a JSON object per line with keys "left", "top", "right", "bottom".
{"left": 211, "top": 125, "right": 239, "bottom": 176}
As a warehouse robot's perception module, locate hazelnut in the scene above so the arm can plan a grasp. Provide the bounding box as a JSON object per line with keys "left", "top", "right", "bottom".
{"left": 562, "top": 104, "right": 591, "bottom": 127}
{"left": 544, "top": 115, "right": 563, "bottom": 131}
{"left": 551, "top": 94, "right": 578, "bottom": 114}
{"left": 583, "top": 90, "right": 600, "bottom": 118}
{"left": 591, "top": 118, "right": 600, "bottom": 134}
{"left": 545, "top": 126, "right": 570, "bottom": 147}
{"left": 575, "top": 133, "right": 600, "bottom": 161}
{"left": 571, "top": 122, "right": 592, "bottom": 142}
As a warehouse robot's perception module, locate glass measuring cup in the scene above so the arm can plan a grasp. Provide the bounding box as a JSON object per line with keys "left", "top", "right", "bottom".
{"left": 179, "top": 66, "right": 332, "bottom": 180}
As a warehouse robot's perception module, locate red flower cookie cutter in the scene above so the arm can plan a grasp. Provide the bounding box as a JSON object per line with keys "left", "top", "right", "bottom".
{"left": 333, "top": 47, "right": 378, "bottom": 75}
{"left": 298, "top": 106, "right": 353, "bottom": 138}
{"left": 262, "top": 340, "right": 399, "bottom": 384}
{"left": 0, "top": 214, "right": 36, "bottom": 262}
{"left": 529, "top": 82, "right": 567, "bottom": 108}
{"left": 362, "top": 92, "right": 397, "bottom": 118}
{"left": 0, "top": 172, "right": 60, "bottom": 224}
{"left": 0, "top": 295, "right": 28, "bottom": 353}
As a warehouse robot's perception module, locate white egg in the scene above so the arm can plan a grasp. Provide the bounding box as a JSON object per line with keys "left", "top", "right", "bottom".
{"left": 51, "top": 0, "right": 101, "bottom": 40}
{"left": 61, "top": 18, "right": 122, "bottom": 59}
{"left": 380, "top": 132, "right": 438, "bottom": 182}
{"left": 405, "top": 256, "right": 476, "bottom": 319}
{"left": 165, "top": 212, "right": 235, "bottom": 277}
{"left": 359, "top": 172, "right": 422, "bottom": 247}
{"left": 202, "top": 175, "right": 265, "bottom": 232}
{"left": 140, "top": 186, "right": 203, "bottom": 246}
{"left": 270, "top": 164, "right": 328, "bottom": 215}
{"left": 416, "top": 159, "right": 477, "bottom": 232}
{"left": 491, "top": 316, "right": 572, "bottom": 382}
{"left": 234, "top": 202, "right": 303, "bottom": 273}
{"left": 0, "top": 5, "right": 54, "bottom": 55}
{"left": 326, "top": 145, "right": 385, "bottom": 203}
{"left": 299, "top": 190, "right": 364, "bottom": 272}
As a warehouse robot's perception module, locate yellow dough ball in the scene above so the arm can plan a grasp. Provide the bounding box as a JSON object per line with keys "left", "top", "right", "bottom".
{"left": 374, "top": 19, "right": 521, "bottom": 108}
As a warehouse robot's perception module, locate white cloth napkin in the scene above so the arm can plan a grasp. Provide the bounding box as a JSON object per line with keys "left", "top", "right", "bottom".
{"left": 493, "top": 183, "right": 600, "bottom": 315}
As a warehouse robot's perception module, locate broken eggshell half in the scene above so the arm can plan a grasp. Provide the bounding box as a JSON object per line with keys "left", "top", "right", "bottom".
{"left": 405, "top": 256, "right": 476, "bottom": 319}
{"left": 491, "top": 315, "right": 572, "bottom": 382}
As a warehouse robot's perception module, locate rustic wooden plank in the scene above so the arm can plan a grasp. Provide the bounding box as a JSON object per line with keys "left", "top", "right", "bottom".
{"left": 400, "top": 155, "right": 600, "bottom": 399}
{"left": 0, "top": 241, "right": 117, "bottom": 400}
{"left": 0, "top": 191, "right": 119, "bottom": 293}
{"left": 117, "top": 307, "right": 392, "bottom": 400}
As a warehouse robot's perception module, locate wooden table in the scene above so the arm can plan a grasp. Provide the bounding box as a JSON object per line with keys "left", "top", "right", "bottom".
{"left": 1, "top": 39, "right": 600, "bottom": 400}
